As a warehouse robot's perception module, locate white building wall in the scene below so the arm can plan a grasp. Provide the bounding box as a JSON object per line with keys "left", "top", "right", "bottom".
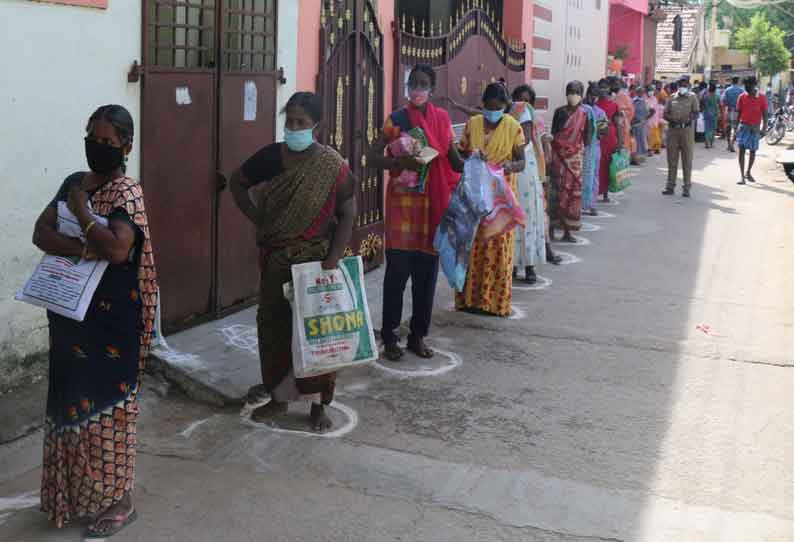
{"left": 533, "top": 0, "right": 609, "bottom": 125}
{"left": 276, "top": 0, "right": 298, "bottom": 141}
{"left": 0, "top": 1, "right": 141, "bottom": 380}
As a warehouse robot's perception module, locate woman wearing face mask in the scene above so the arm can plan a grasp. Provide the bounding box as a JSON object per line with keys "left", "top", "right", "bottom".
{"left": 32, "top": 105, "right": 157, "bottom": 537}
{"left": 454, "top": 83, "right": 525, "bottom": 316}
{"left": 596, "top": 79, "right": 623, "bottom": 203}
{"left": 647, "top": 85, "right": 663, "bottom": 155}
{"left": 230, "top": 92, "right": 358, "bottom": 431}
{"left": 550, "top": 81, "right": 594, "bottom": 242}
{"left": 367, "top": 64, "right": 464, "bottom": 360}
{"left": 612, "top": 78, "right": 636, "bottom": 164}
{"left": 508, "top": 84, "right": 548, "bottom": 283}
{"left": 583, "top": 83, "right": 608, "bottom": 215}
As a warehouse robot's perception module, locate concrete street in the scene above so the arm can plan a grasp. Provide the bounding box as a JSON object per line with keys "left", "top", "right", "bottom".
{"left": 2, "top": 140, "right": 794, "bottom": 541}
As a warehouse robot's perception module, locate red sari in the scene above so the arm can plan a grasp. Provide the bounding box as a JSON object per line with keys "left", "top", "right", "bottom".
{"left": 596, "top": 97, "right": 619, "bottom": 195}
{"left": 384, "top": 103, "right": 460, "bottom": 254}
{"left": 551, "top": 106, "right": 588, "bottom": 231}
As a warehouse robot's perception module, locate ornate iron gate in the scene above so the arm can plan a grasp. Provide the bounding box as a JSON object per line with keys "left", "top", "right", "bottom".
{"left": 393, "top": 2, "right": 526, "bottom": 125}
{"left": 317, "top": 0, "right": 385, "bottom": 271}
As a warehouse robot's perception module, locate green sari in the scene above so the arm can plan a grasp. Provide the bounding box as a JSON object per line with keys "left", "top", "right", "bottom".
{"left": 255, "top": 145, "right": 347, "bottom": 404}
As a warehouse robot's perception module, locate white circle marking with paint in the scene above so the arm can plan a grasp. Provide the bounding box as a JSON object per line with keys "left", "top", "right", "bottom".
{"left": 240, "top": 400, "right": 358, "bottom": 439}
{"left": 578, "top": 222, "right": 602, "bottom": 232}
{"left": 512, "top": 275, "right": 553, "bottom": 291}
{"left": 373, "top": 346, "right": 463, "bottom": 377}
{"left": 552, "top": 235, "right": 591, "bottom": 246}
{"left": 553, "top": 251, "right": 582, "bottom": 265}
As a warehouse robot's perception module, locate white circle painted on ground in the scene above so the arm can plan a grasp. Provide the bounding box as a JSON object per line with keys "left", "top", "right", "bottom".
{"left": 374, "top": 344, "right": 462, "bottom": 377}
{"left": 578, "top": 222, "right": 602, "bottom": 233}
{"left": 240, "top": 400, "right": 358, "bottom": 439}
{"left": 552, "top": 235, "right": 591, "bottom": 246}
{"left": 509, "top": 305, "right": 527, "bottom": 320}
{"left": 553, "top": 251, "right": 582, "bottom": 265}
{"left": 512, "top": 274, "right": 552, "bottom": 291}
{"left": 585, "top": 211, "right": 616, "bottom": 219}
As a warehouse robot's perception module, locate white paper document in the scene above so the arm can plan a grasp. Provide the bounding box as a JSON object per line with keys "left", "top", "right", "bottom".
{"left": 16, "top": 203, "right": 109, "bottom": 322}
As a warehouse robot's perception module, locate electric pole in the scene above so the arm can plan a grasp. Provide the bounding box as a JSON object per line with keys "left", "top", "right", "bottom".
{"left": 705, "top": 0, "right": 719, "bottom": 81}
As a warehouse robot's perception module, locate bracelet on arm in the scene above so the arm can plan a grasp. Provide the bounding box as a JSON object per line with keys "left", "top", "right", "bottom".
{"left": 84, "top": 220, "right": 97, "bottom": 235}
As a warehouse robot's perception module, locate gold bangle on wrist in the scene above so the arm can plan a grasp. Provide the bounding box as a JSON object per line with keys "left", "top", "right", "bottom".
{"left": 84, "top": 221, "right": 97, "bottom": 235}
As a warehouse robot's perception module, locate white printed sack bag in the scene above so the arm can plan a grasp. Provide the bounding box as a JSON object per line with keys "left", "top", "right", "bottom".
{"left": 284, "top": 256, "right": 377, "bottom": 378}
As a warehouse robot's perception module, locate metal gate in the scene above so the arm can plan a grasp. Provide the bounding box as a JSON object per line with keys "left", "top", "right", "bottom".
{"left": 317, "top": 0, "right": 385, "bottom": 271}
{"left": 141, "top": 0, "right": 279, "bottom": 332}
{"left": 393, "top": 3, "right": 526, "bottom": 125}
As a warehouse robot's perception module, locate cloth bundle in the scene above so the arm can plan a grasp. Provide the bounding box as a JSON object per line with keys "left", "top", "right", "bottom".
{"left": 434, "top": 157, "right": 525, "bottom": 291}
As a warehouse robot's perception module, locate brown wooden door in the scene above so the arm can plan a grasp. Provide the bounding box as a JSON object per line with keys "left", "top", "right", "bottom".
{"left": 142, "top": 0, "right": 278, "bottom": 331}
{"left": 142, "top": 1, "right": 218, "bottom": 331}
{"left": 318, "top": 0, "right": 385, "bottom": 271}
{"left": 216, "top": 0, "right": 279, "bottom": 314}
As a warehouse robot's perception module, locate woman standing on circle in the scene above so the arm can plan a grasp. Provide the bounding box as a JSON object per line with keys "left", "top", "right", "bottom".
{"left": 32, "top": 105, "right": 157, "bottom": 538}
{"left": 229, "top": 92, "right": 358, "bottom": 431}
{"left": 509, "top": 84, "right": 547, "bottom": 284}
{"left": 456, "top": 82, "right": 526, "bottom": 316}
{"left": 367, "top": 64, "right": 464, "bottom": 360}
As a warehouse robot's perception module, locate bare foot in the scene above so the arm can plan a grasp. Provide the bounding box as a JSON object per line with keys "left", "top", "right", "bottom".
{"left": 251, "top": 400, "right": 288, "bottom": 422}
{"left": 84, "top": 494, "right": 136, "bottom": 538}
{"left": 310, "top": 403, "right": 333, "bottom": 432}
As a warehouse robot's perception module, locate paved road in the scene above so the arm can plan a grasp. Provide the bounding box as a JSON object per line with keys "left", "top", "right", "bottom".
{"left": 2, "top": 142, "right": 794, "bottom": 541}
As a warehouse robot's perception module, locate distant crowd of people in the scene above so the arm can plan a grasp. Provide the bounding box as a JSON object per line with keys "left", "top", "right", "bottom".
{"left": 600, "top": 74, "right": 771, "bottom": 193}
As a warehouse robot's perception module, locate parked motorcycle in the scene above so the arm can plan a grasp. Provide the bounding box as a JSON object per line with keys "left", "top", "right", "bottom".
{"left": 766, "top": 106, "right": 794, "bottom": 146}
{"left": 776, "top": 149, "right": 794, "bottom": 185}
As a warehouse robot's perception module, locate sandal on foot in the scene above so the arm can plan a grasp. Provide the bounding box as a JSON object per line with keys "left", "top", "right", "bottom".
{"left": 84, "top": 509, "right": 138, "bottom": 539}
{"left": 383, "top": 343, "right": 404, "bottom": 362}
{"left": 407, "top": 336, "right": 434, "bottom": 358}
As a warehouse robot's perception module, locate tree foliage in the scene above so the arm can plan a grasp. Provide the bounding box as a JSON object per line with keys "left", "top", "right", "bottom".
{"left": 734, "top": 13, "right": 790, "bottom": 76}
{"left": 713, "top": 0, "right": 794, "bottom": 52}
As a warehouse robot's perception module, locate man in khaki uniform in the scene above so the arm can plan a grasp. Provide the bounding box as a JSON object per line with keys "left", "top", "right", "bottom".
{"left": 663, "top": 78, "right": 700, "bottom": 197}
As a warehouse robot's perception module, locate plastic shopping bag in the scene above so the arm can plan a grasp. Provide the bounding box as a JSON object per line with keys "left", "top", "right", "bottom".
{"left": 608, "top": 149, "right": 632, "bottom": 193}
{"left": 434, "top": 158, "right": 492, "bottom": 291}
{"left": 696, "top": 113, "right": 705, "bottom": 134}
{"left": 285, "top": 256, "right": 377, "bottom": 378}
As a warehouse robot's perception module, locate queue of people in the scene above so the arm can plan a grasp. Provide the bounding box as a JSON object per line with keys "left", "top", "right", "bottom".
{"left": 30, "top": 62, "right": 771, "bottom": 538}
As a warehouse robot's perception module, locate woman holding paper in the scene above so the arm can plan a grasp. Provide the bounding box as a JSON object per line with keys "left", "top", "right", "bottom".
{"left": 31, "top": 105, "right": 157, "bottom": 538}
{"left": 229, "top": 92, "right": 357, "bottom": 432}
{"left": 455, "top": 83, "right": 526, "bottom": 317}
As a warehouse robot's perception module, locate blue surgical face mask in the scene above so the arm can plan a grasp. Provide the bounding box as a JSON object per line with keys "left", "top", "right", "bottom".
{"left": 483, "top": 108, "right": 504, "bottom": 124}
{"left": 284, "top": 125, "right": 316, "bottom": 152}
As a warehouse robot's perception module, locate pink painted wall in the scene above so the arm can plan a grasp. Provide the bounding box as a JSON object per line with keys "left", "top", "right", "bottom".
{"left": 296, "top": 0, "right": 322, "bottom": 92}
{"left": 610, "top": 0, "right": 648, "bottom": 16}
{"left": 296, "top": 0, "right": 394, "bottom": 112}
{"left": 609, "top": 4, "right": 644, "bottom": 76}
{"left": 503, "top": 0, "right": 533, "bottom": 84}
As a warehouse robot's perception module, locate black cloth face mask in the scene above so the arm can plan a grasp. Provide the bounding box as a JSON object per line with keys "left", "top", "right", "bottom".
{"left": 85, "top": 138, "right": 124, "bottom": 175}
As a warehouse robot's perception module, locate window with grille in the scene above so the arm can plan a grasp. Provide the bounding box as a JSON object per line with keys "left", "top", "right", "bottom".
{"left": 147, "top": 0, "right": 216, "bottom": 69}
{"left": 146, "top": 0, "right": 276, "bottom": 72}
{"left": 672, "top": 15, "right": 683, "bottom": 52}
{"left": 223, "top": 0, "right": 277, "bottom": 72}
